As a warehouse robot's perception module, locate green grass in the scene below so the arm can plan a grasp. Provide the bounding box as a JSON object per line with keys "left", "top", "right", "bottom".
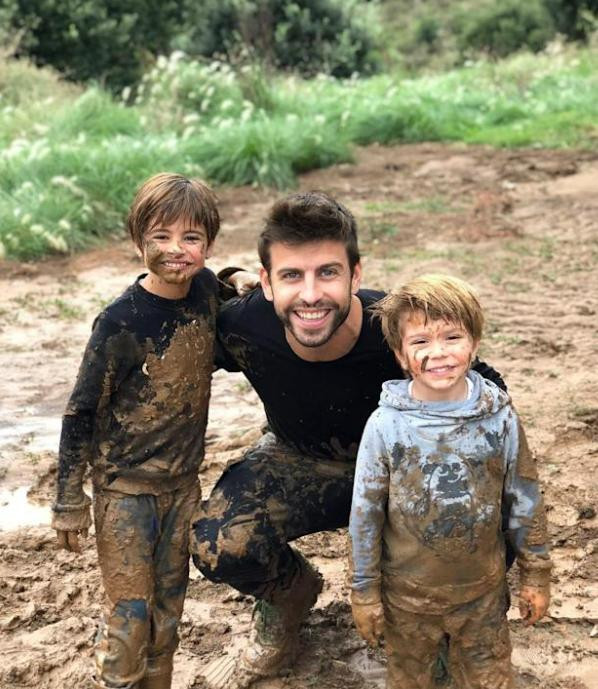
{"left": 1, "top": 45, "right": 598, "bottom": 259}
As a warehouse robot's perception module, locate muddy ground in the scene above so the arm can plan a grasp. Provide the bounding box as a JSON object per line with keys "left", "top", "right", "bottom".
{"left": 0, "top": 142, "right": 597, "bottom": 689}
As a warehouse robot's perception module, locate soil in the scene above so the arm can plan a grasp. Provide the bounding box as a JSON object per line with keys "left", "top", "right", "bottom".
{"left": 0, "top": 142, "right": 597, "bottom": 689}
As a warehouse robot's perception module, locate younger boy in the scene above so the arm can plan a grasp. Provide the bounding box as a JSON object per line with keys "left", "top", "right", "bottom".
{"left": 349, "top": 274, "right": 551, "bottom": 689}
{"left": 52, "top": 173, "right": 220, "bottom": 689}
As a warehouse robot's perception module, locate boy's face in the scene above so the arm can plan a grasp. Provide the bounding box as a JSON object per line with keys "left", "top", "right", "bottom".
{"left": 140, "top": 217, "right": 212, "bottom": 297}
{"left": 395, "top": 311, "right": 479, "bottom": 402}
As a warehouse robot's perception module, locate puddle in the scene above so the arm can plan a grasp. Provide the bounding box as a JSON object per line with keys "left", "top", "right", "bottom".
{"left": 347, "top": 648, "right": 385, "bottom": 687}
{"left": 0, "top": 486, "right": 51, "bottom": 530}
{"left": 0, "top": 414, "right": 61, "bottom": 454}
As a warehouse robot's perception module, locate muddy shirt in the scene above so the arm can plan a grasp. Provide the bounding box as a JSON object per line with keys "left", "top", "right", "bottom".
{"left": 215, "top": 288, "right": 506, "bottom": 461}
{"left": 349, "top": 371, "right": 551, "bottom": 613}
{"left": 54, "top": 270, "right": 218, "bottom": 516}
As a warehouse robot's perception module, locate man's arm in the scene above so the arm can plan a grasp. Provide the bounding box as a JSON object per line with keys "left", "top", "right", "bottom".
{"left": 503, "top": 413, "right": 552, "bottom": 623}
{"left": 472, "top": 357, "right": 507, "bottom": 391}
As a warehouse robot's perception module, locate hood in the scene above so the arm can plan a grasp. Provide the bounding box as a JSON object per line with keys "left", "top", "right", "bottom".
{"left": 380, "top": 370, "right": 510, "bottom": 430}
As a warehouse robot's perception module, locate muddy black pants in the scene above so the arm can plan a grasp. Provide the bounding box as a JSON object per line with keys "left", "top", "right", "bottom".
{"left": 93, "top": 481, "right": 200, "bottom": 687}
{"left": 190, "top": 433, "right": 354, "bottom": 599}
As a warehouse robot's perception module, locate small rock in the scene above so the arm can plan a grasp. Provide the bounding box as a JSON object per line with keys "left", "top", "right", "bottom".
{"left": 577, "top": 505, "right": 596, "bottom": 520}
{"left": 590, "top": 625, "right": 598, "bottom": 638}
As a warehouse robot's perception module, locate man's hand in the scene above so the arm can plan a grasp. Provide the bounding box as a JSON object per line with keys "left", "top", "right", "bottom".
{"left": 229, "top": 270, "right": 260, "bottom": 296}
{"left": 519, "top": 585, "right": 550, "bottom": 625}
{"left": 351, "top": 599, "right": 384, "bottom": 646}
{"left": 55, "top": 528, "right": 88, "bottom": 553}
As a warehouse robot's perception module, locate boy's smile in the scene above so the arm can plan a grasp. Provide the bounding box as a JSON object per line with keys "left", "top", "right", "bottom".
{"left": 140, "top": 218, "right": 212, "bottom": 299}
{"left": 395, "top": 312, "right": 479, "bottom": 402}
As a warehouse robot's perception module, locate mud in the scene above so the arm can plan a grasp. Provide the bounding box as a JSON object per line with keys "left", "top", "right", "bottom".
{"left": 1, "top": 143, "right": 597, "bottom": 689}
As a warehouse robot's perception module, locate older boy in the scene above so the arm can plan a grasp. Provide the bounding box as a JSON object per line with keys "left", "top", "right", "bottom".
{"left": 349, "top": 274, "right": 552, "bottom": 689}
{"left": 52, "top": 173, "right": 220, "bottom": 689}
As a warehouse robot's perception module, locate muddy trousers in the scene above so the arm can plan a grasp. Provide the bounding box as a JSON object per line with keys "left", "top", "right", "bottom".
{"left": 383, "top": 585, "right": 513, "bottom": 689}
{"left": 190, "top": 433, "right": 354, "bottom": 600}
{"left": 93, "top": 482, "right": 200, "bottom": 688}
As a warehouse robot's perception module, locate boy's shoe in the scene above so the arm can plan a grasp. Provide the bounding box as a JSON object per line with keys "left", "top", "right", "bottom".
{"left": 203, "top": 552, "right": 323, "bottom": 689}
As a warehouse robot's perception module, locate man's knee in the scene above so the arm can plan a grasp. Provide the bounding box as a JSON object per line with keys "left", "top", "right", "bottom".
{"left": 191, "top": 506, "right": 272, "bottom": 585}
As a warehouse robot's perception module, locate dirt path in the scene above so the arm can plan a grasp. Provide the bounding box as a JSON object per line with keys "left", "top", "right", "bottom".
{"left": 0, "top": 143, "right": 597, "bottom": 689}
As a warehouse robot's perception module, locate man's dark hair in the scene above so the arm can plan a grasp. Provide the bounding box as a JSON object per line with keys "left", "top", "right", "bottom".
{"left": 258, "top": 191, "right": 360, "bottom": 273}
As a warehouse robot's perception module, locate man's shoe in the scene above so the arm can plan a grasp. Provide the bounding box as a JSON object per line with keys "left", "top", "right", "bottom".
{"left": 202, "top": 552, "right": 323, "bottom": 689}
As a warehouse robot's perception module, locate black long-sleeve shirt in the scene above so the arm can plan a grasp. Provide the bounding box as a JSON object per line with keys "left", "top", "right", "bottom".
{"left": 53, "top": 270, "right": 218, "bottom": 526}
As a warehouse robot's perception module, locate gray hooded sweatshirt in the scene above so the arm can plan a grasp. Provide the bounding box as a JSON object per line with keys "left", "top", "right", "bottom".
{"left": 349, "top": 370, "right": 551, "bottom": 613}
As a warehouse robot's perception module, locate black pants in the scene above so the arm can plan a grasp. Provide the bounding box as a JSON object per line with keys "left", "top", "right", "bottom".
{"left": 190, "top": 433, "right": 355, "bottom": 600}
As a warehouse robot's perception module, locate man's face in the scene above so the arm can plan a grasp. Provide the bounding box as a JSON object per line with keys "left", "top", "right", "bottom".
{"left": 260, "top": 240, "right": 361, "bottom": 348}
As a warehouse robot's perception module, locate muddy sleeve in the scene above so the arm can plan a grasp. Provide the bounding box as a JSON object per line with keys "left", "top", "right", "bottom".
{"left": 52, "top": 314, "right": 125, "bottom": 530}
{"left": 503, "top": 413, "right": 552, "bottom": 589}
{"left": 349, "top": 413, "right": 389, "bottom": 602}
{"left": 472, "top": 357, "right": 507, "bottom": 392}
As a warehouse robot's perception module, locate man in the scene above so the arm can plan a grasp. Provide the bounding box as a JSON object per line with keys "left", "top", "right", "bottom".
{"left": 191, "top": 191, "right": 505, "bottom": 688}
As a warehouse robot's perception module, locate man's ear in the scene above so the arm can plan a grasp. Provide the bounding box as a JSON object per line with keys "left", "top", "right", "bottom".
{"left": 351, "top": 261, "right": 362, "bottom": 294}
{"left": 260, "top": 267, "right": 273, "bottom": 301}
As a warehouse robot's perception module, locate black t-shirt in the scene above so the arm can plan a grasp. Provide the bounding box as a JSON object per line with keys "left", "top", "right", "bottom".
{"left": 216, "top": 288, "right": 506, "bottom": 461}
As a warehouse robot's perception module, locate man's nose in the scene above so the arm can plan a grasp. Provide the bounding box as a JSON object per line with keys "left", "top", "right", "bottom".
{"left": 299, "top": 276, "right": 323, "bottom": 303}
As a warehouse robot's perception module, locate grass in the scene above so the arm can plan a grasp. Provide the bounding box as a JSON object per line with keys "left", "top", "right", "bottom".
{"left": 1, "top": 44, "right": 598, "bottom": 259}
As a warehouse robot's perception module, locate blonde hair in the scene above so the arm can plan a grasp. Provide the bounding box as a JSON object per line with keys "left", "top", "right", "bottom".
{"left": 373, "top": 274, "right": 484, "bottom": 352}
{"left": 127, "top": 173, "right": 220, "bottom": 249}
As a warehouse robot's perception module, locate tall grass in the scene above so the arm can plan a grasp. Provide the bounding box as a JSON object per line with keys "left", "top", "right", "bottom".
{"left": 1, "top": 45, "right": 597, "bottom": 259}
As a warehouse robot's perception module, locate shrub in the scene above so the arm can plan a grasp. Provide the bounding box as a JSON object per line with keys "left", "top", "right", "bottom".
{"left": 457, "top": 0, "right": 556, "bottom": 58}
{"left": 4, "top": 0, "right": 186, "bottom": 90}
{"left": 181, "top": 0, "right": 378, "bottom": 77}
{"left": 543, "top": 0, "right": 598, "bottom": 40}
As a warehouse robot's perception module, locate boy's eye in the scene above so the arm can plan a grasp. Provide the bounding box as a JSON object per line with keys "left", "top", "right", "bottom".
{"left": 447, "top": 334, "right": 463, "bottom": 340}
{"left": 411, "top": 339, "right": 427, "bottom": 345}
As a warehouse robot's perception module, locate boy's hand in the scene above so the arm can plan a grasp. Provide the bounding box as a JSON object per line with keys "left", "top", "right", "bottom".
{"left": 55, "top": 528, "right": 88, "bottom": 553}
{"left": 229, "top": 270, "right": 259, "bottom": 296}
{"left": 519, "top": 585, "right": 550, "bottom": 625}
{"left": 351, "top": 598, "right": 384, "bottom": 646}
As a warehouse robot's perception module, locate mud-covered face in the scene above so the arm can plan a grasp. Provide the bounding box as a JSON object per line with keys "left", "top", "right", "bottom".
{"left": 395, "top": 311, "right": 479, "bottom": 402}
{"left": 141, "top": 218, "right": 212, "bottom": 298}
{"left": 260, "top": 240, "right": 361, "bottom": 348}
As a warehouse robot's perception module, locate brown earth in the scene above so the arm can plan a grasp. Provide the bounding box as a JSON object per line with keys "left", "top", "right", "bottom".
{"left": 0, "top": 142, "right": 597, "bottom": 689}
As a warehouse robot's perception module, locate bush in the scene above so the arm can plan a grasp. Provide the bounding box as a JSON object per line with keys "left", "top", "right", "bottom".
{"left": 543, "top": 0, "right": 598, "bottom": 40}
{"left": 457, "top": 0, "right": 556, "bottom": 58}
{"left": 182, "top": 0, "right": 378, "bottom": 77}
{"left": 4, "top": 0, "right": 186, "bottom": 90}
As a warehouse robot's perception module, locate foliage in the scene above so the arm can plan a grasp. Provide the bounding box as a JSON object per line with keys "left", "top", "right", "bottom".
{"left": 180, "top": 0, "right": 378, "bottom": 77}
{"left": 1, "top": 46, "right": 597, "bottom": 260}
{"left": 543, "top": 0, "right": 598, "bottom": 40}
{"left": 4, "top": 0, "right": 186, "bottom": 90}
{"left": 456, "top": 0, "right": 556, "bottom": 58}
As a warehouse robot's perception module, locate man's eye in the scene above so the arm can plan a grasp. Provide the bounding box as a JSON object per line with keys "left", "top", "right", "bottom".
{"left": 281, "top": 271, "right": 299, "bottom": 280}
{"left": 320, "top": 268, "right": 338, "bottom": 277}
